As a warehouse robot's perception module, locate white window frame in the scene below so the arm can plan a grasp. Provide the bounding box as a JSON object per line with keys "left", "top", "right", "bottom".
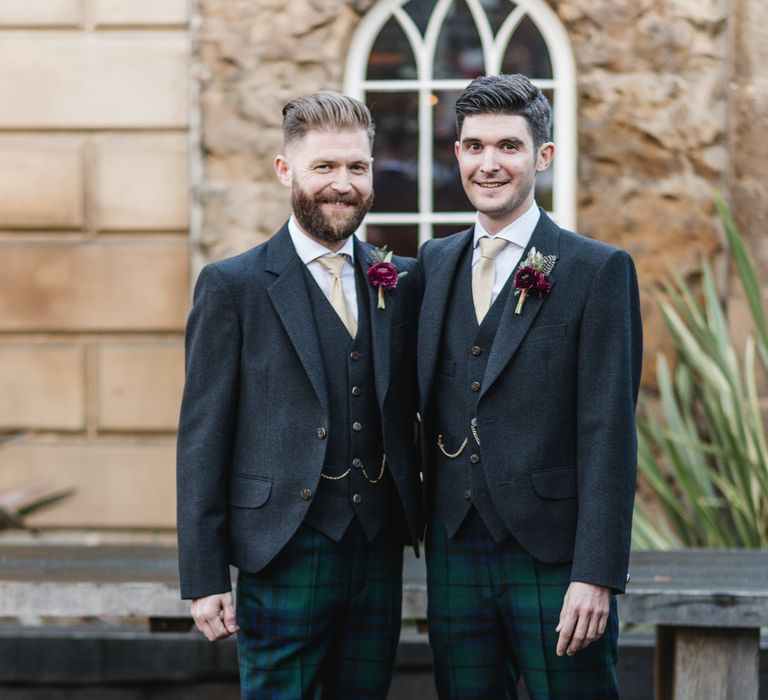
{"left": 344, "top": 0, "right": 577, "bottom": 245}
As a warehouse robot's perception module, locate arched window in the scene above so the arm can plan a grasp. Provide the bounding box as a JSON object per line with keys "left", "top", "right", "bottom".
{"left": 344, "top": 0, "right": 576, "bottom": 257}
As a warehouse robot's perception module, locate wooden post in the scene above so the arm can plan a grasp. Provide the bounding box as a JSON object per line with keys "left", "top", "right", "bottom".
{"left": 656, "top": 627, "right": 760, "bottom": 700}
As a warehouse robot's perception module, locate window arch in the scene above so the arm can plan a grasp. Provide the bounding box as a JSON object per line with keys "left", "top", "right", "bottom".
{"left": 344, "top": 0, "right": 576, "bottom": 257}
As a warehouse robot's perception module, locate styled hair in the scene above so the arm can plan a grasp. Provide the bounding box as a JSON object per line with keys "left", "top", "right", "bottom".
{"left": 455, "top": 74, "right": 552, "bottom": 148}
{"left": 282, "top": 91, "right": 375, "bottom": 148}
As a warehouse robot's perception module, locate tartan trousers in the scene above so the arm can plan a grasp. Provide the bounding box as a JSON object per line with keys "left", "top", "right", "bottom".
{"left": 426, "top": 510, "right": 619, "bottom": 700}
{"left": 235, "top": 519, "right": 404, "bottom": 700}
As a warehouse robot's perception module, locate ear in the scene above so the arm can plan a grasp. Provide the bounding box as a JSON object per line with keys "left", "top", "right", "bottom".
{"left": 535, "top": 142, "right": 555, "bottom": 173}
{"left": 454, "top": 140, "right": 461, "bottom": 161}
{"left": 274, "top": 155, "right": 292, "bottom": 188}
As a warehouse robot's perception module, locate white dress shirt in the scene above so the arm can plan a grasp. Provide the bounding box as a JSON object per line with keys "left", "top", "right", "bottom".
{"left": 471, "top": 201, "right": 541, "bottom": 306}
{"left": 288, "top": 216, "right": 359, "bottom": 324}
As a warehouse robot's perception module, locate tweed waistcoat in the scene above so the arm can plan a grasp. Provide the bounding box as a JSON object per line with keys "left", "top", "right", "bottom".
{"left": 431, "top": 242, "right": 514, "bottom": 541}
{"left": 302, "top": 263, "right": 398, "bottom": 541}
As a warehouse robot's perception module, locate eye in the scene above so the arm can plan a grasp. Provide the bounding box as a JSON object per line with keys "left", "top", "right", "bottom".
{"left": 351, "top": 163, "right": 369, "bottom": 174}
{"left": 465, "top": 142, "right": 482, "bottom": 152}
{"left": 315, "top": 164, "right": 332, "bottom": 172}
{"left": 501, "top": 142, "right": 518, "bottom": 152}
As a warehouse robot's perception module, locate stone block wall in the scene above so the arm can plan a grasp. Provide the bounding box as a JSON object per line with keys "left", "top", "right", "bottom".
{"left": 193, "top": 0, "right": 750, "bottom": 390}
{"left": 0, "top": 0, "right": 190, "bottom": 528}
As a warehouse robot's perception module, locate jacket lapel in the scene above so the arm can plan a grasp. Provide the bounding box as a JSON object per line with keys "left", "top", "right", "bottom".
{"left": 418, "top": 228, "right": 475, "bottom": 409}
{"left": 265, "top": 225, "right": 329, "bottom": 411}
{"left": 480, "top": 212, "right": 561, "bottom": 401}
{"left": 355, "top": 238, "right": 391, "bottom": 410}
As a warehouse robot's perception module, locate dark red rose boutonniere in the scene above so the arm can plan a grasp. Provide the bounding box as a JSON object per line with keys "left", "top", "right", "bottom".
{"left": 513, "top": 246, "right": 556, "bottom": 314}
{"left": 367, "top": 246, "right": 407, "bottom": 309}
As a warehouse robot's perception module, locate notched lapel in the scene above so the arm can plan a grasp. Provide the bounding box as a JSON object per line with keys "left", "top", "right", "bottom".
{"left": 480, "top": 213, "right": 561, "bottom": 400}
{"left": 418, "top": 228, "right": 475, "bottom": 408}
{"left": 265, "top": 227, "right": 328, "bottom": 410}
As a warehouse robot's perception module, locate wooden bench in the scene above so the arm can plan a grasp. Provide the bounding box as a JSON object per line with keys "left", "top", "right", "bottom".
{"left": 1, "top": 540, "right": 766, "bottom": 699}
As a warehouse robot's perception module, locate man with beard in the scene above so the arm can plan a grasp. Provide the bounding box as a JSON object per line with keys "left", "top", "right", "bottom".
{"left": 176, "top": 91, "right": 422, "bottom": 699}
{"left": 417, "top": 74, "right": 642, "bottom": 698}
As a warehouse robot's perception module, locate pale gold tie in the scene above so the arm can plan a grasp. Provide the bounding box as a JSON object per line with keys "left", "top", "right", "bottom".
{"left": 317, "top": 255, "right": 357, "bottom": 337}
{"left": 472, "top": 236, "right": 509, "bottom": 323}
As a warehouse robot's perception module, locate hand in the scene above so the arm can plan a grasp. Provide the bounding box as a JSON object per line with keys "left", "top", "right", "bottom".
{"left": 191, "top": 592, "right": 239, "bottom": 641}
{"left": 555, "top": 582, "right": 610, "bottom": 656}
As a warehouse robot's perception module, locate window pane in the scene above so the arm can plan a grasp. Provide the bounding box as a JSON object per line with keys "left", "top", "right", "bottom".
{"left": 535, "top": 88, "right": 554, "bottom": 211}
{"left": 432, "top": 90, "right": 473, "bottom": 213}
{"left": 402, "top": 0, "right": 437, "bottom": 35}
{"left": 481, "top": 0, "right": 517, "bottom": 35}
{"left": 434, "top": 0, "right": 485, "bottom": 79}
{"left": 434, "top": 224, "right": 470, "bottom": 239}
{"left": 366, "top": 224, "right": 419, "bottom": 258}
{"left": 367, "top": 92, "right": 419, "bottom": 214}
{"left": 501, "top": 15, "right": 552, "bottom": 78}
{"left": 367, "top": 16, "right": 417, "bottom": 80}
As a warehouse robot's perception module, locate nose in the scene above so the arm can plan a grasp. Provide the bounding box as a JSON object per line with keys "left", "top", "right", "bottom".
{"left": 480, "top": 148, "right": 499, "bottom": 173}
{"left": 330, "top": 169, "right": 352, "bottom": 193}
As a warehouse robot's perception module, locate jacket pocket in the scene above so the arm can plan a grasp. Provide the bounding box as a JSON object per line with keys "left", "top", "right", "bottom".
{"left": 526, "top": 323, "right": 567, "bottom": 342}
{"left": 229, "top": 474, "right": 271, "bottom": 508}
{"left": 530, "top": 466, "right": 576, "bottom": 500}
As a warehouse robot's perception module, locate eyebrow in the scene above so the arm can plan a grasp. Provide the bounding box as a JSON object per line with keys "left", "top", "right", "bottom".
{"left": 460, "top": 136, "right": 525, "bottom": 147}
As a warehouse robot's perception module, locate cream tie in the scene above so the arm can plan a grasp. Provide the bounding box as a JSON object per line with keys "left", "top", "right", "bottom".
{"left": 472, "top": 236, "right": 509, "bottom": 323}
{"left": 317, "top": 254, "right": 357, "bottom": 337}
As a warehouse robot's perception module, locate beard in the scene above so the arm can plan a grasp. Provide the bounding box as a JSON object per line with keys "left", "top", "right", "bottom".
{"left": 291, "top": 182, "right": 374, "bottom": 244}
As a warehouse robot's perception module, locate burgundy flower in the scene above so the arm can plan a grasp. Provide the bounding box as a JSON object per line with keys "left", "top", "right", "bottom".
{"left": 367, "top": 261, "right": 399, "bottom": 290}
{"left": 535, "top": 271, "right": 552, "bottom": 297}
{"left": 514, "top": 266, "right": 537, "bottom": 292}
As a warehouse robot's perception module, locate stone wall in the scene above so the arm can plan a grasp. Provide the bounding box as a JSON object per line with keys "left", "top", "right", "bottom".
{"left": 0, "top": 0, "right": 190, "bottom": 528}
{"left": 194, "top": 0, "right": 740, "bottom": 388}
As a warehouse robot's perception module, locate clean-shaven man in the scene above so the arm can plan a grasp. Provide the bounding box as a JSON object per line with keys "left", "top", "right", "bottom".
{"left": 418, "top": 74, "right": 642, "bottom": 699}
{"left": 177, "top": 92, "right": 421, "bottom": 699}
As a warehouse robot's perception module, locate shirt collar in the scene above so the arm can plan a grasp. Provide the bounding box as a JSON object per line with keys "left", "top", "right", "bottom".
{"left": 288, "top": 215, "right": 356, "bottom": 265}
{"left": 473, "top": 200, "right": 540, "bottom": 250}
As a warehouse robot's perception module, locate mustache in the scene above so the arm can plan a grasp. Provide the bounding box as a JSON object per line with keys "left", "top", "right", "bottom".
{"left": 317, "top": 193, "right": 361, "bottom": 205}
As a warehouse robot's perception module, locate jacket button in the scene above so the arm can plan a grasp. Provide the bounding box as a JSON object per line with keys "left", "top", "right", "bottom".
{"left": 352, "top": 458, "right": 362, "bottom": 468}
{"left": 316, "top": 427, "right": 327, "bottom": 439}
{"left": 352, "top": 421, "right": 362, "bottom": 432}
{"left": 352, "top": 493, "right": 363, "bottom": 504}
{"left": 300, "top": 488, "right": 312, "bottom": 501}
{"left": 471, "top": 346, "right": 482, "bottom": 356}
{"left": 351, "top": 386, "right": 362, "bottom": 396}
{"left": 463, "top": 489, "right": 472, "bottom": 500}
{"left": 350, "top": 351, "right": 360, "bottom": 361}
{"left": 469, "top": 453, "right": 480, "bottom": 464}
{"left": 470, "top": 381, "right": 481, "bottom": 392}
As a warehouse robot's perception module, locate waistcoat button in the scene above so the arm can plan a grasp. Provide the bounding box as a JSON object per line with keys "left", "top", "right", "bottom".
{"left": 471, "top": 346, "right": 482, "bottom": 356}
{"left": 470, "top": 381, "right": 481, "bottom": 392}
{"left": 352, "top": 421, "right": 362, "bottom": 432}
{"left": 300, "top": 488, "right": 312, "bottom": 500}
{"left": 316, "top": 427, "right": 327, "bottom": 439}
{"left": 463, "top": 489, "right": 472, "bottom": 500}
{"left": 352, "top": 493, "right": 363, "bottom": 504}
{"left": 469, "top": 453, "right": 480, "bottom": 464}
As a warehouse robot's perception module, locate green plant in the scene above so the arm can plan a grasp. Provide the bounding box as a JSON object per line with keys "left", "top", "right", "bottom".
{"left": 632, "top": 196, "right": 768, "bottom": 549}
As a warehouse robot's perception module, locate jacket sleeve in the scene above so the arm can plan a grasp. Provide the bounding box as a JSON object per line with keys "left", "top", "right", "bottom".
{"left": 570, "top": 249, "right": 643, "bottom": 592}
{"left": 176, "top": 264, "right": 241, "bottom": 599}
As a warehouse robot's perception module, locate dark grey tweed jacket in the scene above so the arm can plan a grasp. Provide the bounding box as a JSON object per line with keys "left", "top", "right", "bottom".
{"left": 177, "top": 224, "right": 422, "bottom": 600}
{"left": 417, "top": 210, "right": 643, "bottom": 592}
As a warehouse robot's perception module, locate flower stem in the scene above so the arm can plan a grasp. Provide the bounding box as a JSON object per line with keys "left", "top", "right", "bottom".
{"left": 377, "top": 286, "right": 386, "bottom": 309}
{"left": 515, "top": 289, "right": 528, "bottom": 315}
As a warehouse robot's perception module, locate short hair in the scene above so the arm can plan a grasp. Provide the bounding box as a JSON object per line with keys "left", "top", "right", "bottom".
{"left": 281, "top": 91, "right": 375, "bottom": 148}
{"left": 455, "top": 74, "right": 552, "bottom": 148}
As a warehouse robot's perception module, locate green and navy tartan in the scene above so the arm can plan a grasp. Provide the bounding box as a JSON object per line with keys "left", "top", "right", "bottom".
{"left": 235, "top": 519, "right": 403, "bottom": 700}
{"left": 426, "top": 510, "right": 619, "bottom": 700}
